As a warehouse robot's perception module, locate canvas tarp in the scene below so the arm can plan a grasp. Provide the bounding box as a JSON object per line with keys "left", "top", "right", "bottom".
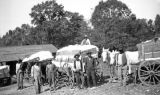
{"left": 54, "top": 45, "right": 99, "bottom": 68}
{"left": 22, "top": 51, "right": 53, "bottom": 62}
{"left": 0, "top": 44, "right": 57, "bottom": 62}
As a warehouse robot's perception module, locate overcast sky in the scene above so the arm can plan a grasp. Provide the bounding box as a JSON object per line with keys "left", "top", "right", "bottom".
{"left": 0, "top": 0, "right": 160, "bottom": 37}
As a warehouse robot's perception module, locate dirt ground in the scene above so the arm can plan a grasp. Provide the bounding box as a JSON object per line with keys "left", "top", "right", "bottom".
{"left": 0, "top": 78, "right": 160, "bottom": 95}
{"left": 0, "top": 62, "right": 160, "bottom": 95}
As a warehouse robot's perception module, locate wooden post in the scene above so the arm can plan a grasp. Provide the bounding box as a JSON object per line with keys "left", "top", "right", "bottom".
{"left": 142, "top": 42, "right": 145, "bottom": 61}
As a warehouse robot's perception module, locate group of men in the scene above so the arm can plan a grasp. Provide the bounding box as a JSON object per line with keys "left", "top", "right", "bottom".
{"left": 71, "top": 35, "right": 98, "bottom": 89}
{"left": 30, "top": 59, "right": 58, "bottom": 94}
{"left": 16, "top": 35, "right": 95, "bottom": 94}
{"left": 73, "top": 51, "right": 97, "bottom": 89}
{"left": 16, "top": 59, "right": 57, "bottom": 94}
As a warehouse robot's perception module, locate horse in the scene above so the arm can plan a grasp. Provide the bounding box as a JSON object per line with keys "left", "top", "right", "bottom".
{"left": 102, "top": 48, "right": 109, "bottom": 63}
{"left": 124, "top": 51, "right": 139, "bottom": 74}
{"left": 102, "top": 48, "right": 140, "bottom": 74}
{"left": 102, "top": 47, "right": 140, "bottom": 85}
{"left": 101, "top": 47, "right": 120, "bottom": 82}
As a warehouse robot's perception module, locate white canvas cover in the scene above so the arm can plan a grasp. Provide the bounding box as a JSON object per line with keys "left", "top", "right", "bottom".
{"left": 22, "top": 51, "right": 53, "bottom": 62}
{"left": 55, "top": 45, "right": 98, "bottom": 66}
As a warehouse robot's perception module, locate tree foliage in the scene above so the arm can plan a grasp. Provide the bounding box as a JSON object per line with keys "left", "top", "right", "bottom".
{"left": 91, "top": 0, "right": 155, "bottom": 51}
{"left": 155, "top": 14, "right": 160, "bottom": 36}
{"left": 0, "top": 0, "right": 89, "bottom": 48}
{"left": 0, "top": 0, "right": 159, "bottom": 51}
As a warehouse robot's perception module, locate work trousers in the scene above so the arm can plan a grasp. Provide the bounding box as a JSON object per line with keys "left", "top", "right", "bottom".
{"left": 117, "top": 65, "right": 128, "bottom": 86}
{"left": 109, "top": 64, "right": 115, "bottom": 82}
{"left": 74, "top": 71, "right": 85, "bottom": 88}
{"left": 86, "top": 70, "right": 96, "bottom": 87}
{"left": 34, "top": 76, "right": 41, "bottom": 94}
{"left": 17, "top": 71, "right": 23, "bottom": 89}
{"left": 48, "top": 71, "right": 57, "bottom": 90}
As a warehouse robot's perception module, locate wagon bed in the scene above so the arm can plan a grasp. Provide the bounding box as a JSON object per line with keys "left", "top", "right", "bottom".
{"left": 137, "top": 38, "right": 160, "bottom": 87}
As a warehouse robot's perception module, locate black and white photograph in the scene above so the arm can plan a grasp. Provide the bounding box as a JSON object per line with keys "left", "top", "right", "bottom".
{"left": 0, "top": 0, "right": 160, "bottom": 95}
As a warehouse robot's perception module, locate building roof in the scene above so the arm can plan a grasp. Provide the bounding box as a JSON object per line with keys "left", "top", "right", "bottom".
{"left": 0, "top": 44, "right": 57, "bottom": 62}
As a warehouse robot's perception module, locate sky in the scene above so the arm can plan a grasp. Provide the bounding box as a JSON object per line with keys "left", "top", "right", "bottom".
{"left": 0, "top": 0, "right": 160, "bottom": 37}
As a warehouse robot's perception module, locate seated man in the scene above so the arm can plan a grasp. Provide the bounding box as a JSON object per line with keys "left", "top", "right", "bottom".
{"left": 81, "top": 35, "right": 91, "bottom": 45}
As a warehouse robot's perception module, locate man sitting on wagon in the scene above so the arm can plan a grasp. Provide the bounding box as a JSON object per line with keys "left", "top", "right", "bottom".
{"left": 81, "top": 35, "right": 91, "bottom": 45}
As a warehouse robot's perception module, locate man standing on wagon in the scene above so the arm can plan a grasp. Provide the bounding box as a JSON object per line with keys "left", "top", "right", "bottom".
{"left": 85, "top": 52, "right": 97, "bottom": 87}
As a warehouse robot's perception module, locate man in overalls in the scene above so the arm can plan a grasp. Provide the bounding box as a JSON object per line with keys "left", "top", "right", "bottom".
{"left": 17, "top": 60, "right": 24, "bottom": 90}
{"left": 85, "top": 52, "right": 97, "bottom": 87}
{"left": 117, "top": 48, "right": 128, "bottom": 86}
{"left": 46, "top": 60, "right": 57, "bottom": 91}
{"left": 108, "top": 47, "right": 117, "bottom": 83}
{"left": 31, "top": 62, "right": 42, "bottom": 94}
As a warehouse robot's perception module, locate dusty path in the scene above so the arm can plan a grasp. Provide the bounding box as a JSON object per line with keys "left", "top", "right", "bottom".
{"left": 0, "top": 77, "right": 160, "bottom": 95}
{"left": 0, "top": 62, "right": 160, "bottom": 95}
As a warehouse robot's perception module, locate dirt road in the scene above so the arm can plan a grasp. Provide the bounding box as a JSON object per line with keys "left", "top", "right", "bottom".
{"left": 0, "top": 62, "right": 160, "bottom": 95}
{"left": 0, "top": 76, "right": 160, "bottom": 95}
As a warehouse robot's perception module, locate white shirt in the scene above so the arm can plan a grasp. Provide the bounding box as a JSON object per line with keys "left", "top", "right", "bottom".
{"left": 117, "top": 54, "right": 123, "bottom": 65}
{"left": 81, "top": 39, "right": 91, "bottom": 45}
{"left": 75, "top": 61, "right": 81, "bottom": 70}
{"left": 16, "top": 63, "right": 20, "bottom": 74}
{"left": 109, "top": 51, "right": 117, "bottom": 65}
{"left": 31, "top": 65, "right": 40, "bottom": 77}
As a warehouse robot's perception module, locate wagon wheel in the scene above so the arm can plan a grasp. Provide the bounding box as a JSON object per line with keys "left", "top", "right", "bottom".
{"left": 138, "top": 60, "right": 160, "bottom": 87}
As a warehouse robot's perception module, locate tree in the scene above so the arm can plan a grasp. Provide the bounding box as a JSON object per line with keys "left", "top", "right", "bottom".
{"left": 155, "top": 14, "right": 160, "bottom": 36}
{"left": 91, "top": 0, "right": 132, "bottom": 49}
{"left": 91, "top": 0, "right": 155, "bottom": 50}
{"left": 91, "top": 0, "right": 131, "bottom": 30}
{"left": 30, "top": 0, "right": 65, "bottom": 26}
{"left": 30, "top": 0, "right": 88, "bottom": 48}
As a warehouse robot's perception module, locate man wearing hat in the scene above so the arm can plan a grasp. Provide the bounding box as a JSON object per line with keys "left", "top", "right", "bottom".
{"left": 46, "top": 60, "right": 58, "bottom": 91}
{"left": 31, "top": 61, "right": 42, "bottom": 94}
{"left": 81, "top": 35, "right": 91, "bottom": 45}
{"left": 17, "top": 59, "right": 24, "bottom": 90}
{"left": 84, "top": 52, "right": 97, "bottom": 87}
{"left": 73, "top": 54, "right": 85, "bottom": 89}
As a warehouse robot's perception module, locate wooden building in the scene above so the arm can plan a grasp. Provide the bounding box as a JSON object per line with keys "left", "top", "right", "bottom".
{"left": 0, "top": 44, "right": 57, "bottom": 76}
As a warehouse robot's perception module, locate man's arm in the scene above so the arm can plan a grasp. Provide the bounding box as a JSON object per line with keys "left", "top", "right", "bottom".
{"left": 93, "top": 58, "right": 97, "bottom": 69}
{"left": 46, "top": 65, "right": 48, "bottom": 75}
{"left": 86, "top": 39, "right": 91, "bottom": 45}
{"left": 31, "top": 66, "right": 33, "bottom": 77}
{"left": 81, "top": 39, "right": 85, "bottom": 45}
{"left": 84, "top": 57, "right": 88, "bottom": 72}
{"left": 80, "top": 60, "right": 83, "bottom": 72}
{"left": 73, "top": 60, "right": 76, "bottom": 71}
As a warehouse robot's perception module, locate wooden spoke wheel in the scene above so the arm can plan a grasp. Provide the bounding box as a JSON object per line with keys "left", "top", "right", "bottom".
{"left": 138, "top": 60, "right": 160, "bottom": 87}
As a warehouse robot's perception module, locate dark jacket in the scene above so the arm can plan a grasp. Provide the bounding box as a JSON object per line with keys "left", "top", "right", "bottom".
{"left": 85, "top": 56, "right": 96, "bottom": 71}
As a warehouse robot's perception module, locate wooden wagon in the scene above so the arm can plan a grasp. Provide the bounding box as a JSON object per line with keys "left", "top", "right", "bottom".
{"left": 136, "top": 38, "right": 160, "bottom": 87}
{"left": 53, "top": 45, "right": 99, "bottom": 86}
